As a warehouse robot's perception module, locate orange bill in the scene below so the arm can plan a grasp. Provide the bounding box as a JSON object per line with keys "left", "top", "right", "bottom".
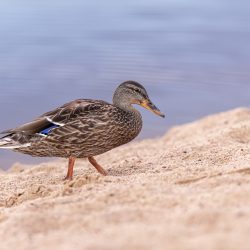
{"left": 140, "top": 99, "right": 165, "bottom": 118}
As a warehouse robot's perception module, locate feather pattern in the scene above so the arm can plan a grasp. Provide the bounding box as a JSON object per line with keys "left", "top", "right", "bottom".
{"left": 0, "top": 98, "right": 142, "bottom": 158}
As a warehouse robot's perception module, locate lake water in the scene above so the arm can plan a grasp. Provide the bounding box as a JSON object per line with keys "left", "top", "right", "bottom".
{"left": 0, "top": 0, "right": 250, "bottom": 169}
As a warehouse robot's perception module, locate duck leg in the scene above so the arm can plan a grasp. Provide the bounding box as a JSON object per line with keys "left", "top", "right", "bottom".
{"left": 88, "top": 156, "right": 108, "bottom": 176}
{"left": 64, "top": 156, "right": 76, "bottom": 180}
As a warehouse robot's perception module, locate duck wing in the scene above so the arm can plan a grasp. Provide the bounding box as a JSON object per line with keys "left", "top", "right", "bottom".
{"left": 1, "top": 99, "right": 109, "bottom": 137}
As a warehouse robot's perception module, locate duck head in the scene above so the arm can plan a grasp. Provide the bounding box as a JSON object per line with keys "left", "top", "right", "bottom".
{"left": 113, "top": 81, "right": 165, "bottom": 118}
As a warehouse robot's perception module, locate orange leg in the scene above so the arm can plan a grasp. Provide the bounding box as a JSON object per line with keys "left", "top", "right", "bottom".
{"left": 64, "top": 156, "right": 76, "bottom": 180}
{"left": 88, "top": 156, "right": 108, "bottom": 176}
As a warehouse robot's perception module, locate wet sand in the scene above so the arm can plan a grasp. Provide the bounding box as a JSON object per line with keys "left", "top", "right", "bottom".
{"left": 1, "top": 108, "right": 250, "bottom": 250}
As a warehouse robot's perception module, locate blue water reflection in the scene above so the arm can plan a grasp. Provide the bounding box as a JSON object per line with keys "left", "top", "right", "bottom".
{"left": 0, "top": 0, "right": 250, "bottom": 168}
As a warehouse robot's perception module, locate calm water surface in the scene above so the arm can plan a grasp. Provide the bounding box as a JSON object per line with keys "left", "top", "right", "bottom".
{"left": 0, "top": 0, "right": 250, "bottom": 168}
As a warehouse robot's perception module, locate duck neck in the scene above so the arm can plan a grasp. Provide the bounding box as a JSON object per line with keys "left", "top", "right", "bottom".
{"left": 113, "top": 94, "right": 135, "bottom": 112}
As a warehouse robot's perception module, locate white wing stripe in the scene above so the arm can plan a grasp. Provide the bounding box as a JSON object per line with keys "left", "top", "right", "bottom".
{"left": 46, "top": 117, "right": 65, "bottom": 126}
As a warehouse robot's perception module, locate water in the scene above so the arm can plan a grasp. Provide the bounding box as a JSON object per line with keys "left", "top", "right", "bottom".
{"left": 0, "top": 0, "right": 250, "bottom": 169}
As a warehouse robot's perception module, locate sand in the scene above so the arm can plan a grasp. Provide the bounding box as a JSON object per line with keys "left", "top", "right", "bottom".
{"left": 1, "top": 108, "right": 250, "bottom": 250}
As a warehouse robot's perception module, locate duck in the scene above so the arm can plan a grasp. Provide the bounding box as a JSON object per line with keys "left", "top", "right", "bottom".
{"left": 0, "top": 81, "right": 165, "bottom": 180}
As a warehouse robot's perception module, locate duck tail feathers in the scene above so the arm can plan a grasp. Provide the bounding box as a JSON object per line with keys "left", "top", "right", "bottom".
{"left": 0, "top": 135, "right": 31, "bottom": 149}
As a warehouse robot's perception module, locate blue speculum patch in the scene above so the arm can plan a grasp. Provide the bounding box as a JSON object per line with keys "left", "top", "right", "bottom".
{"left": 40, "top": 124, "right": 59, "bottom": 135}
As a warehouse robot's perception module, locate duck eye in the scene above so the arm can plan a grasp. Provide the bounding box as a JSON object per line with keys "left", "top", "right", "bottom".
{"left": 134, "top": 88, "right": 141, "bottom": 93}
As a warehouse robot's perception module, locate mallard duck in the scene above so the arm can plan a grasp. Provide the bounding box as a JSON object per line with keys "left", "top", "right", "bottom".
{"left": 0, "top": 81, "right": 164, "bottom": 180}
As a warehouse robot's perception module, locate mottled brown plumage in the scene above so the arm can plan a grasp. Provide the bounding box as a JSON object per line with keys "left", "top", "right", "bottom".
{"left": 0, "top": 81, "right": 164, "bottom": 179}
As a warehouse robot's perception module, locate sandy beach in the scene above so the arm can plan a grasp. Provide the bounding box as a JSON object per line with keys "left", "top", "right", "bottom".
{"left": 1, "top": 108, "right": 250, "bottom": 250}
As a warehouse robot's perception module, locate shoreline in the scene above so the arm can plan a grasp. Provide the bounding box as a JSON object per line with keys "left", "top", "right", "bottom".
{"left": 1, "top": 107, "right": 250, "bottom": 250}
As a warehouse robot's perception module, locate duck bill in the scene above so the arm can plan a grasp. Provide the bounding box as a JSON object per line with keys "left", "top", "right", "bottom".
{"left": 140, "top": 100, "right": 165, "bottom": 118}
